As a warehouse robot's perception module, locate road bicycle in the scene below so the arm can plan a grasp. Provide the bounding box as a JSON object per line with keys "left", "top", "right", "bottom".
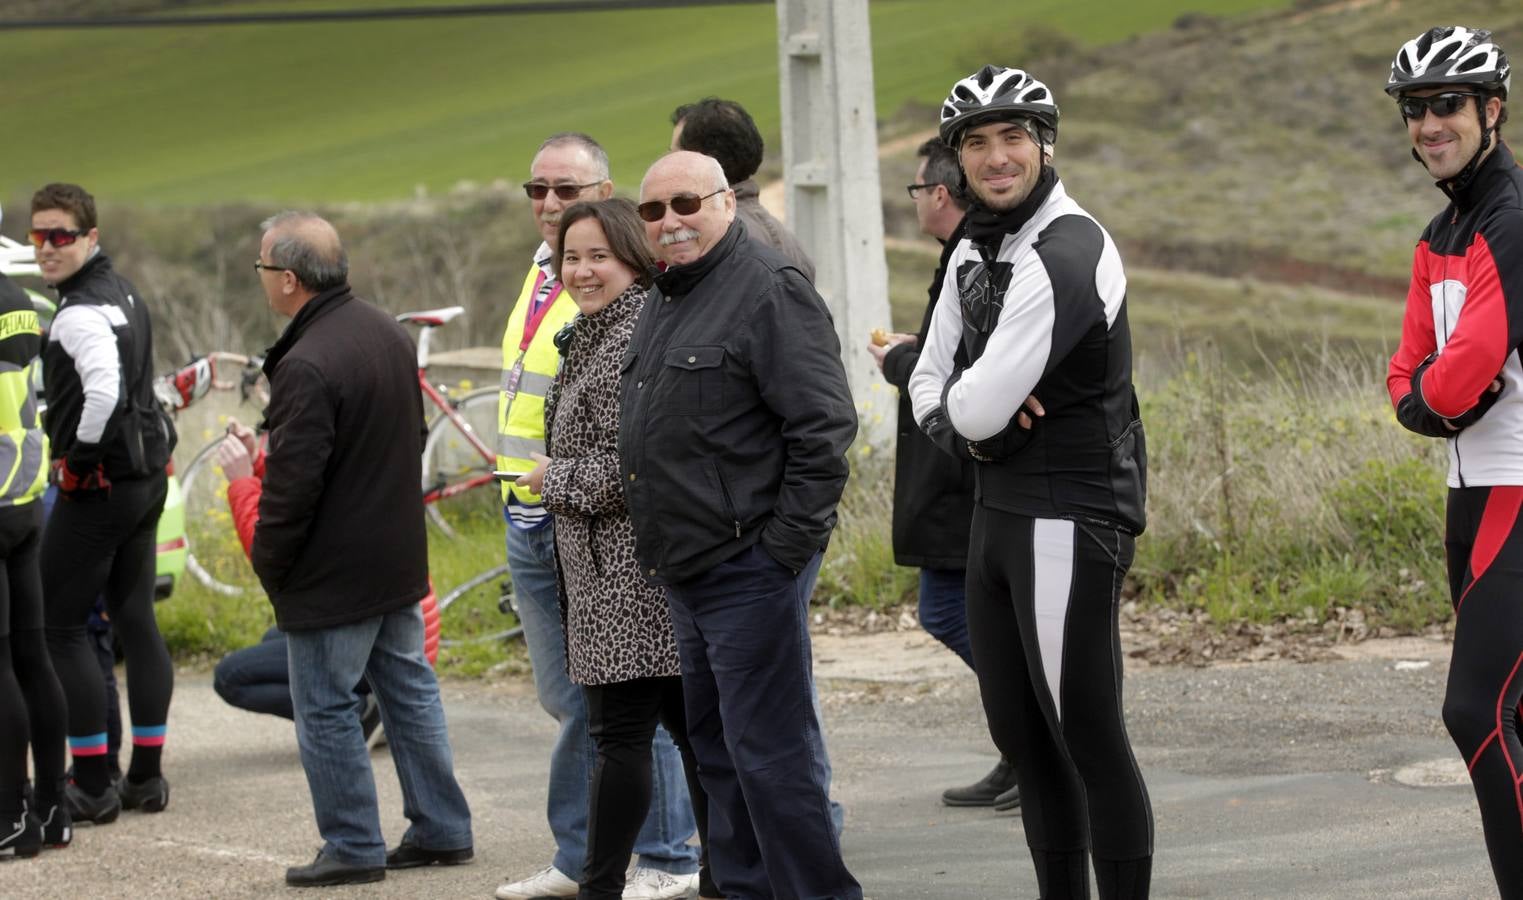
{"left": 171, "top": 307, "right": 518, "bottom": 647}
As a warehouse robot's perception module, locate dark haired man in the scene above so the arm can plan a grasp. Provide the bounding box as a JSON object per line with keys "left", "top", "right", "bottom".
{"left": 671, "top": 97, "right": 816, "bottom": 282}
{"left": 871, "top": 137, "right": 1020, "bottom": 811}
{"left": 909, "top": 66, "right": 1153, "bottom": 897}
{"left": 1383, "top": 26, "right": 1523, "bottom": 898}
{"left": 252, "top": 212, "right": 472, "bottom": 887}
{"left": 32, "top": 182, "right": 176, "bottom": 826}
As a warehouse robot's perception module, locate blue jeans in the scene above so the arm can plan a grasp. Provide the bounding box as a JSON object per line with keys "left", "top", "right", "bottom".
{"left": 919, "top": 568, "right": 974, "bottom": 670}
{"left": 286, "top": 605, "right": 472, "bottom": 866}
{"left": 505, "top": 522, "right": 699, "bottom": 877}
{"left": 666, "top": 545, "right": 861, "bottom": 900}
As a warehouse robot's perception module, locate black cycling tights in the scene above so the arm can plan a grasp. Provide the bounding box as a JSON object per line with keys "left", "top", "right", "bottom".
{"left": 967, "top": 507, "right": 1153, "bottom": 899}
{"left": 42, "top": 474, "right": 172, "bottom": 796}
{"left": 0, "top": 503, "right": 68, "bottom": 813}
{"left": 1443, "top": 485, "right": 1523, "bottom": 899}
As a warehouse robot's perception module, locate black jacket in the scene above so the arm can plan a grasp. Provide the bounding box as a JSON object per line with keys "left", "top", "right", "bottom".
{"left": 618, "top": 221, "right": 858, "bottom": 585}
{"left": 881, "top": 222, "right": 976, "bottom": 569}
{"left": 252, "top": 285, "right": 429, "bottom": 631}
{"left": 43, "top": 252, "right": 174, "bottom": 480}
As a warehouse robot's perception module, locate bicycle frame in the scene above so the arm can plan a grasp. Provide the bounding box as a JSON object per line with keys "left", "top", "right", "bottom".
{"left": 406, "top": 308, "right": 497, "bottom": 506}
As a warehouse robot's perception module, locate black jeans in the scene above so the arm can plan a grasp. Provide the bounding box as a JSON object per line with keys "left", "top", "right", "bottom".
{"left": 581, "top": 675, "right": 707, "bottom": 899}
{"left": 665, "top": 544, "right": 860, "bottom": 900}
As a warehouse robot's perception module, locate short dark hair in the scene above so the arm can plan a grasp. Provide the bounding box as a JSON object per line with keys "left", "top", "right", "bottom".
{"left": 554, "top": 199, "right": 656, "bottom": 289}
{"left": 916, "top": 137, "right": 968, "bottom": 210}
{"left": 31, "top": 183, "right": 97, "bottom": 231}
{"left": 671, "top": 97, "right": 764, "bottom": 185}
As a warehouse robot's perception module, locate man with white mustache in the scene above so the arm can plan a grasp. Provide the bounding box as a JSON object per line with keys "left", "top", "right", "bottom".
{"left": 618, "top": 151, "right": 860, "bottom": 899}
{"left": 494, "top": 133, "right": 701, "bottom": 900}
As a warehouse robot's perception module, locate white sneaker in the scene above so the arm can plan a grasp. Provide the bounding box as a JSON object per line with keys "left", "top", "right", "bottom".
{"left": 495, "top": 865, "right": 579, "bottom": 900}
{"left": 622, "top": 866, "right": 700, "bottom": 900}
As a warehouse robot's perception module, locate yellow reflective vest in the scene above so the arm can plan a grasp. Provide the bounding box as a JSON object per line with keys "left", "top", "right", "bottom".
{"left": 498, "top": 262, "right": 578, "bottom": 507}
{"left": 0, "top": 305, "right": 47, "bottom": 507}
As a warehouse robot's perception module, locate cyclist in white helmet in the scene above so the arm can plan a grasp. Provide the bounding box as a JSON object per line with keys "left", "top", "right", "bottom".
{"left": 1384, "top": 25, "right": 1523, "bottom": 898}
{"left": 910, "top": 64, "right": 1153, "bottom": 898}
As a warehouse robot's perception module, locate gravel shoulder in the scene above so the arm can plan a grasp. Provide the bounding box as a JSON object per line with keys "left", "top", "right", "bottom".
{"left": 3, "top": 626, "right": 1490, "bottom": 899}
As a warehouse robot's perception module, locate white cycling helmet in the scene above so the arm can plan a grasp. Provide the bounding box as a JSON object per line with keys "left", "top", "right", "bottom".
{"left": 939, "top": 65, "right": 1059, "bottom": 148}
{"left": 1387, "top": 26, "right": 1511, "bottom": 98}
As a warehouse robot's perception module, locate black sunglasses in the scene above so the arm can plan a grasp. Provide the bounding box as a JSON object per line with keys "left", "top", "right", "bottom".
{"left": 636, "top": 189, "right": 725, "bottom": 223}
{"left": 253, "top": 260, "right": 290, "bottom": 274}
{"left": 28, "top": 227, "right": 86, "bottom": 249}
{"left": 1398, "top": 91, "right": 1480, "bottom": 121}
{"left": 906, "top": 183, "right": 940, "bottom": 199}
{"left": 522, "top": 181, "right": 601, "bottom": 201}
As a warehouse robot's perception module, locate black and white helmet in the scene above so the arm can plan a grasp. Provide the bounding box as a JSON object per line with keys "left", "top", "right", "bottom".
{"left": 1386, "top": 26, "right": 1511, "bottom": 98}
{"left": 940, "top": 65, "right": 1059, "bottom": 147}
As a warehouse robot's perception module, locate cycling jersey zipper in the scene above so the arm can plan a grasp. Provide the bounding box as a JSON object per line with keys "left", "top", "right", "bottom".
{"left": 1440, "top": 250, "right": 1467, "bottom": 486}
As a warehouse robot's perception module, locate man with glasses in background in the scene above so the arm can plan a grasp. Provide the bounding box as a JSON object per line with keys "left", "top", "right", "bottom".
{"left": 870, "top": 138, "right": 1021, "bottom": 813}
{"left": 494, "top": 133, "right": 700, "bottom": 900}
{"left": 619, "top": 150, "right": 859, "bottom": 899}
{"left": 249, "top": 211, "right": 472, "bottom": 887}
{"left": 1383, "top": 27, "right": 1523, "bottom": 898}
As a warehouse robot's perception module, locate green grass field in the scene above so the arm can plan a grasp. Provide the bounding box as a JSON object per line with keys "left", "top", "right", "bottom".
{"left": 1, "top": 0, "right": 1291, "bottom": 204}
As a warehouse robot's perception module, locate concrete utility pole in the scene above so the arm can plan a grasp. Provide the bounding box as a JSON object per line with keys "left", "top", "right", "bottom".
{"left": 775, "top": 0, "right": 893, "bottom": 449}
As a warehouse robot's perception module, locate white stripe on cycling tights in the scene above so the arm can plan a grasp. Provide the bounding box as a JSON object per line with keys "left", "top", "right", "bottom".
{"left": 1032, "top": 518, "right": 1076, "bottom": 723}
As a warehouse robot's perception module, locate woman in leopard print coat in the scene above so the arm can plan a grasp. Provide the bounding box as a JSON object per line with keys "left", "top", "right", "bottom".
{"left": 526, "top": 199, "right": 708, "bottom": 899}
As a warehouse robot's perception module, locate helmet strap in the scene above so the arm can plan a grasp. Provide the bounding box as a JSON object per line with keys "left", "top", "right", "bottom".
{"left": 1435, "top": 95, "right": 1497, "bottom": 197}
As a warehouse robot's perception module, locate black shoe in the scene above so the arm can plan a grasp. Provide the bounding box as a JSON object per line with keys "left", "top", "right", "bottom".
{"left": 33, "top": 801, "right": 71, "bottom": 848}
{"left": 118, "top": 775, "right": 170, "bottom": 813}
{"left": 64, "top": 781, "right": 121, "bottom": 825}
{"left": 0, "top": 810, "right": 42, "bottom": 861}
{"left": 385, "top": 839, "right": 474, "bottom": 869}
{"left": 360, "top": 694, "right": 385, "bottom": 751}
{"left": 941, "top": 757, "right": 1019, "bottom": 807}
{"left": 285, "top": 851, "right": 386, "bottom": 887}
{"left": 22, "top": 782, "right": 70, "bottom": 848}
{"left": 992, "top": 783, "right": 1022, "bottom": 811}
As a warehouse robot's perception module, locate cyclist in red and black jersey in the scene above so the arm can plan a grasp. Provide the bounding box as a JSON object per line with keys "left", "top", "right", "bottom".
{"left": 1384, "top": 26, "right": 1523, "bottom": 897}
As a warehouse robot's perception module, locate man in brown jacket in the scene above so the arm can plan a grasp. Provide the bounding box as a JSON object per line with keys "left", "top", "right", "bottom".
{"left": 253, "top": 212, "right": 471, "bottom": 887}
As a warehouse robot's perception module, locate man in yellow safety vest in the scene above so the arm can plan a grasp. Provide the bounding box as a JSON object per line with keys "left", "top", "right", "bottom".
{"left": 493, "top": 133, "right": 701, "bottom": 900}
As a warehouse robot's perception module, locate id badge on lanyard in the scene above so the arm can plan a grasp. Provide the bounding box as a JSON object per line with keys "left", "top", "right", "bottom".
{"left": 503, "top": 353, "right": 527, "bottom": 408}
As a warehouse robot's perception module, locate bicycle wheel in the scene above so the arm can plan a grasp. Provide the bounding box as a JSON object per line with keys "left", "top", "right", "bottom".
{"left": 180, "top": 438, "right": 261, "bottom": 596}
{"left": 436, "top": 563, "right": 522, "bottom": 647}
{"left": 421, "top": 386, "right": 502, "bottom": 539}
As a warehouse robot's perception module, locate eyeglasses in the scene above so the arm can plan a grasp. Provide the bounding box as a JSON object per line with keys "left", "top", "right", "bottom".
{"left": 906, "top": 183, "right": 940, "bottom": 199}
{"left": 1398, "top": 92, "right": 1479, "bottom": 121}
{"left": 522, "top": 181, "right": 601, "bottom": 201}
{"left": 27, "top": 228, "right": 86, "bottom": 249}
{"left": 253, "top": 260, "right": 290, "bottom": 274}
{"left": 636, "top": 189, "right": 725, "bottom": 223}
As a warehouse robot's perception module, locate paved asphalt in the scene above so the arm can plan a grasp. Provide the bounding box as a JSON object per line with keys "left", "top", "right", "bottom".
{"left": 0, "top": 632, "right": 1494, "bottom": 899}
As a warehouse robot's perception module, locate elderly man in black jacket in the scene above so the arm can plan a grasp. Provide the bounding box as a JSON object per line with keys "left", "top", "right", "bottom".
{"left": 619, "top": 151, "right": 860, "bottom": 900}
{"left": 252, "top": 212, "right": 472, "bottom": 888}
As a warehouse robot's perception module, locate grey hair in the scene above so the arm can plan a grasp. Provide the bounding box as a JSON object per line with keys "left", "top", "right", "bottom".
{"left": 260, "top": 211, "right": 348, "bottom": 292}
{"left": 536, "top": 132, "right": 611, "bottom": 180}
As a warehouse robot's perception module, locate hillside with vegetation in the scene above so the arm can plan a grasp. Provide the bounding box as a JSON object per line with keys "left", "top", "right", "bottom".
{"left": 6, "top": 0, "right": 1518, "bottom": 668}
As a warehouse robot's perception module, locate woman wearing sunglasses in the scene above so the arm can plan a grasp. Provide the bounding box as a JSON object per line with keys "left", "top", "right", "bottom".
{"left": 515, "top": 199, "right": 710, "bottom": 900}
{"left": 29, "top": 183, "right": 177, "bottom": 825}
